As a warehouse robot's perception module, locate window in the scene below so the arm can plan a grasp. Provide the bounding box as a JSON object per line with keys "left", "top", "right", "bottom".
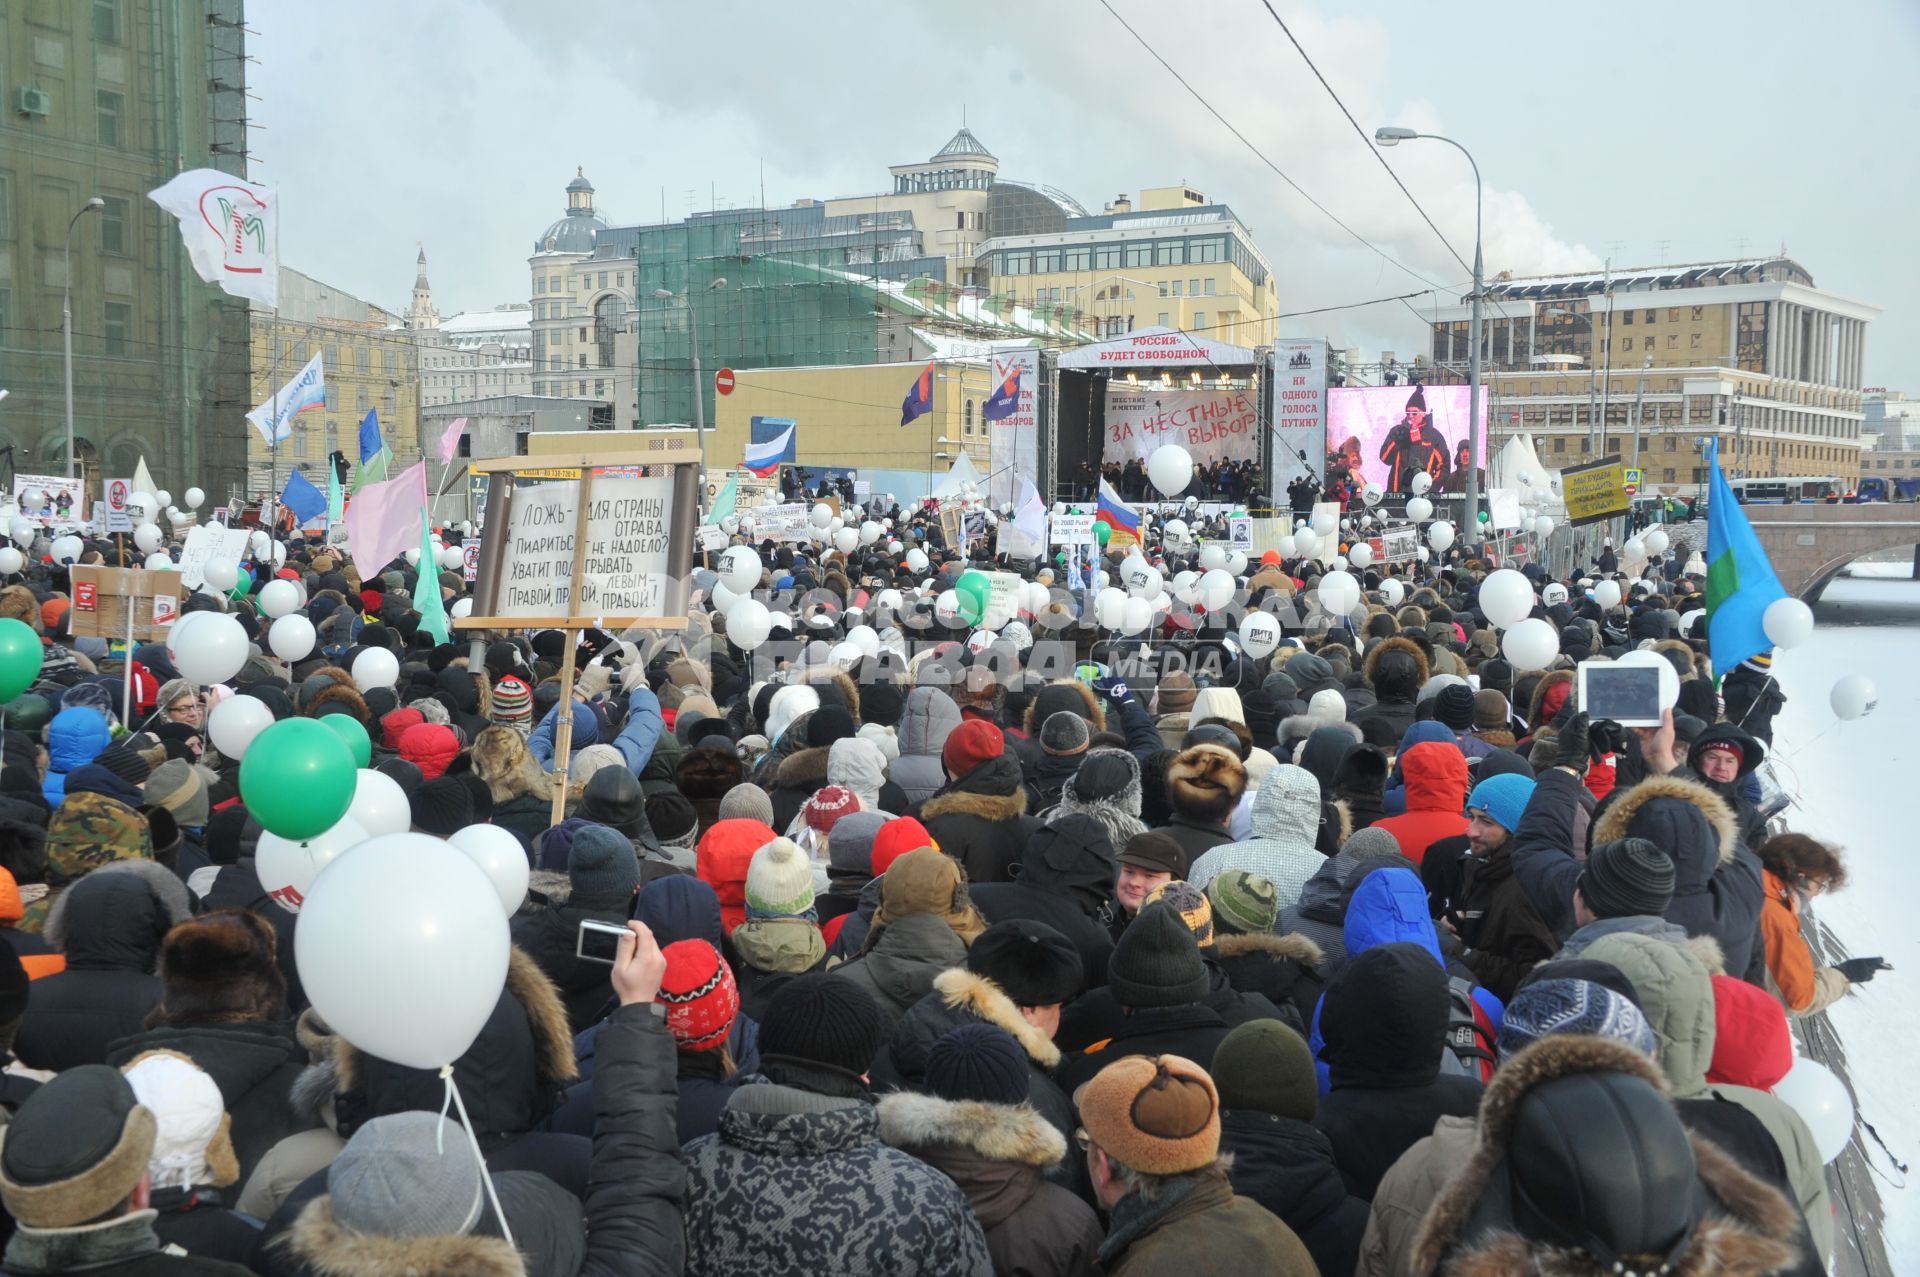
{"left": 594, "top": 379, "right": 605, "bottom": 397}
{"left": 99, "top": 196, "right": 129, "bottom": 254}
{"left": 1034, "top": 249, "right": 1061, "bottom": 273}
{"left": 578, "top": 326, "right": 588, "bottom": 342}
{"left": 355, "top": 346, "right": 370, "bottom": 373}
{"left": 1691, "top": 333, "right": 1702, "bottom": 349}
{"left": 964, "top": 400, "right": 974, "bottom": 435}
{"left": 576, "top": 381, "right": 586, "bottom": 397}
{"left": 1094, "top": 246, "right": 1121, "bottom": 270}
{"left": 1621, "top": 310, "right": 1633, "bottom": 325}
{"left": 1168, "top": 281, "right": 1181, "bottom": 298}
{"left": 1203, "top": 278, "right": 1216, "bottom": 296}
{"left": 0, "top": 175, "right": 9, "bottom": 240}
{"left": 1667, "top": 334, "right": 1677, "bottom": 350}
{"left": 1621, "top": 337, "right": 1633, "bottom": 351}
{"left": 1552, "top": 436, "right": 1566, "bottom": 453}
{"left": 1692, "top": 305, "right": 1704, "bottom": 321}
{"left": 1064, "top": 247, "right": 1090, "bottom": 271}
{"left": 1665, "top": 435, "right": 1678, "bottom": 452}
{"left": 96, "top": 90, "right": 124, "bottom": 147}
{"left": 1158, "top": 312, "right": 1170, "bottom": 327}
{"left": 1195, "top": 239, "right": 1223, "bottom": 263}
{"left": 1126, "top": 243, "right": 1153, "bottom": 268}
{"left": 1158, "top": 281, "right": 1169, "bottom": 297}
{"left": 1193, "top": 311, "right": 1206, "bottom": 332}
{"left": 534, "top": 277, "right": 545, "bottom": 295}
{"left": 1003, "top": 251, "right": 1029, "bottom": 275}
{"left": 577, "top": 354, "right": 586, "bottom": 368}
{"left": 92, "top": 0, "right": 120, "bottom": 43}
{"left": 1669, "top": 308, "right": 1681, "bottom": 322}
{"left": 616, "top": 272, "right": 625, "bottom": 288}
{"left": 549, "top": 275, "right": 560, "bottom": 292}
{"left": 1189, "top": 278, "right": 1199, "bottom": 296}
{"left": 356, "top": 388, "right": 369, "bottom": 414}
{"left": 1646, "top": 309, "right": 1657, "bottom": 323}
{"left": 102, "top": 301, "right": 131, "bottom": 355}
{"left": 597, "top": 272, "right": 607, "bottom": 288}
{"left": 1663, "top": 468, "right": 1677, "bottom": 482}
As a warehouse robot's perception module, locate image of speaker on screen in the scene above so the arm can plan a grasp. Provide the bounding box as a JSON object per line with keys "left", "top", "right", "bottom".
{"left": 1378, "top": 383, "right": 1451, "bottom": 493}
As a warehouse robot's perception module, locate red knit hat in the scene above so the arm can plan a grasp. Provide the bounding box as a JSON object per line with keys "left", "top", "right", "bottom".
{"left": 941, "top": 719, "right": 1003, "bottom": 777}
{"left": 871, "top": 816, "right": 937, "bottom": 877}
{"left": 803, "top": 785, "right": 860, "bottom": 834}
{"left": 657, "top": 940, "right": 739, "bottom": 1053}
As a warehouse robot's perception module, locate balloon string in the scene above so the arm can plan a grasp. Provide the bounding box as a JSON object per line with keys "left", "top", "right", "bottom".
{"left": 440, "top": 1064, "right": 515, "bottom": 1248}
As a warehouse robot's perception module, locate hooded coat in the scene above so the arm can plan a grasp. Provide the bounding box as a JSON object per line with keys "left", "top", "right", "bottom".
{"left": 1219, "top": 1107, "right": 1368, "bottom": 1277}
{"left": 695, "top": 818, "right": 778, "bottom": 935}
{"left": 1348, "top": 637, "right": 1428, "bottom": 743}
{"left": 510, "top": 875, "right": 632, "bottom": 1035}
{"left": 919, "top": 756, "right": 1040, "bottom": 887}
{"left": 830, "top": 911, "right": 969, "bottom": 1029}
{"left": 42, "top": 705, "right": 113, "bottom": 806}
{"left": 891, "top": 687, "right": 962, "bottom": 807}
{"left": 1188, "top": 765, "right": 1324, "bottom": 904}
{"left": 1276, "top": 846, "right": 1419, "bottom": 977}
{"left": 1370, "top": 741, "right": 1469, "bottom": 867}
{"left": 971, "top": 816, "right": 1117, "bottom": 988}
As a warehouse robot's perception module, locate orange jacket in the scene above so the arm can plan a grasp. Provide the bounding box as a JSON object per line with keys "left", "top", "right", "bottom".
{"left": 1760, "top": 869, "right": 1846, "bottom": 1016}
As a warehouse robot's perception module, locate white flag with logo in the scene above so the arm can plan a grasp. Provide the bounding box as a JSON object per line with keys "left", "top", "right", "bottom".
{"left": 147, "top": 169, "right": 278, "bottom": 307}
{"left": 245, "top": 353, "right": 325, "bottom": 445}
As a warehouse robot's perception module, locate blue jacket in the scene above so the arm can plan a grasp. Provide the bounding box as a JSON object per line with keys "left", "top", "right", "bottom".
{"left": 531, "top": 686, "right": 663, "bottom": 777}
{"left": 43, "top": 707, "right": 113, "bottom": 806}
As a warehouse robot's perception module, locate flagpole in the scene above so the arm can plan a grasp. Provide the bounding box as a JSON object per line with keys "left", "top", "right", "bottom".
{"left": 263, "top": 306, "right": 283, "bottom": 531}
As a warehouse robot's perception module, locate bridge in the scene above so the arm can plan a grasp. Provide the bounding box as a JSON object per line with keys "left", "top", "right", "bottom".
{"left": 1743, "top": 504, "right": 1920, "bottom": 600}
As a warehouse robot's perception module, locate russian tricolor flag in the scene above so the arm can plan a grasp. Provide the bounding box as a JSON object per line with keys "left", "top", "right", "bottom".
{"left": 900, "top": 361, "right": 934, "bottom": 426}
{"left": 743, "top": 416, "right": 797, "bottom": 477}
{"left": 1096, "top": 478, "right": 1140, "bottom": 546}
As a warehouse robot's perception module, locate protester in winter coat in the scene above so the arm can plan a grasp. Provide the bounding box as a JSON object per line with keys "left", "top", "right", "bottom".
{"left": 1348, "top": 635, "right": 1427, "bottom": 743}
{"left": 1077, "top": 1052, "right": 1317, "bottom": 1276}
{"left": 694, "top": 817, "right": 778, "bottom": 934}
{"left": 1026, "top": 711, "right": 1094, "bottom": 811}
{"left": 829, "top": 735, "right": 905, "bottom": 816}
{"left": 674, "top": 744, "right": 743, "bottom": 838}
{"left": 15, "top": 862, "right": 190, "bottom": 1071}
{"left": 1102, "top": 831, "right": 1187, "bottom": 942}
{"left": 767, "top": 707, "right": 855, "bottom": 832}
{"left": 1688, "top": 720, "right": 1770, "bottom": 850}
{"left": 104, "top": 911, "right": 309, "bottom": 1188}
{"left": 1187, "top": 764, "right": 1322, "bottom": 901}
{"left": 1311, "top": 941, "right": 1484, "bottom": 1200}
{"left": 1211, "top": 1020, "right": 1368, "bottom": 1277}
{"left": 833, "top": 848, "right": 982, "bottom": 1027}
{"left": 654, "top": 938, "right": 746, "bottom": 1144}
{"left": 1582, "top": 931, "right": 1833, "bottom": 1265}
{"left": 919, "top": 722, "right": 1040, "bottom": 885}
{"left": 118, "top": 1050, "right": 259, "bottom": 1265}
{"left": 1202, "top": 871, "right": 1326, "bottom": 1030}
{"left": 819, "top": 810, "right": 885, "bottom": 929}
{"left": 511, "top": 825, "right": 643, "bottom": 1033}
{"left": 1056, "top": 905, "right": 1235, "bottom": 1093}
{"left": 1156, "top": 744, "right": 1246, "bottom": 860}
{"left": 891, "top": 687, "right": 963, "bottom": 806}
{"left": 731, "top": 838, "right": 828, "bottom": 1022}
{"left": 972, "top": 814, "right": 1118, "bottom": 987}
{"left": 1039, "top": 748, "right": 1147, "bottom": 850}
{"left": 1274, "top": 827, "right": 1409, "bottom": 977}
{"left": 1442, "top": 772, "right": 1558, "bottom": 1001}
{"left": 41, "top": 705, "right": 112, "bottom": 806}
{"left": 1370, "top": 739, "right": 1469, "bottom": 866}
{"left": 683, "top": 974, "right": 992, "bottom": 1276}
{"left": 1755, "top": 832, "right": 1883, "bottom": 1014}
{"left": 531, "top": 681, "right": 665, "bottom": 779}
{"left": 877, "top": 1025, "right": 1104, "bottom": 1277}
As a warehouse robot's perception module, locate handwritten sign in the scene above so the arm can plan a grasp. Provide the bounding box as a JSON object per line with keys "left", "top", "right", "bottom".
{"left": 1561, "top": 459, "right": 1630, "bottom": 527}
{"left": 750, "top": 502, "right": 812, "bottom": 543}
{"left": 177, "top": 525, "right": 252, "bottom": 588}
{"left": 983, "top": 571, "right": 1024, "bottom": 629}
{"left": 495, "top": 476, "right": 675, "bottom": 617}
{"left": 1103, "top": 387, "right": 1259, "bottom": 466}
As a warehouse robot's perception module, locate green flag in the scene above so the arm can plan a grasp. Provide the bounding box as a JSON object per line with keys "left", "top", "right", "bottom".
{"left": 354, "top": 448, "right": 390, "bottom": 493}
{"left": 414, "top": 508, "right": 449, "bottom": 645}
{"left": 707, "top": 476, "right": 738, "bottom": 525}
{"left": 326, "top": 462, "right": 344, "bottom": 526}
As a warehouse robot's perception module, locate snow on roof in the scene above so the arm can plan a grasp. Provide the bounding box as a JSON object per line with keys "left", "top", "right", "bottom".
{"left": 439, "top": 309, "right": 532, "bottom": 334}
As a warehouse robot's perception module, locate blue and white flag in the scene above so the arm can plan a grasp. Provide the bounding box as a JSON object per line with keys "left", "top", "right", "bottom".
{"left": 245, "top": 352, "right": 325, "bottom": 445}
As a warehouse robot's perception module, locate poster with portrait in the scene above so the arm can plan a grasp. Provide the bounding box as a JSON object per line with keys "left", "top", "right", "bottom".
{"left": 1325, "top": 384, "right": 1487, "bottom": 494}
{"left": 11, "top": 474, "right": 88, "bottom": 526}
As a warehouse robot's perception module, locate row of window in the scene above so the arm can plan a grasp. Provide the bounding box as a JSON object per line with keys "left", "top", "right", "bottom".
{"left": 0, "top": 176, "right": 136, "bottom": 254}
{"left": 534, "top": 270, "right": 630, "bottom": 295}
{"left": 995, "top": 236, "right": 1231, "bottom": 277}
{"left": 533, "top": 380, "right": 610, "bottom": 399}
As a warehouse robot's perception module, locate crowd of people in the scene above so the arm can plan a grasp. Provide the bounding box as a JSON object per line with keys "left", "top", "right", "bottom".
{"left": 1091, "top": 458, "right": 1266, "bottom": 507}
{"left": 0, "top": 487, "right": 1885, "bottom": 1277}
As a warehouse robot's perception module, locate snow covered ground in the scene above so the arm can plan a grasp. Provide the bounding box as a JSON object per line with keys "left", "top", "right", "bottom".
{"left": 1767, "top": 575, "right": 1919, "bottom": 1268}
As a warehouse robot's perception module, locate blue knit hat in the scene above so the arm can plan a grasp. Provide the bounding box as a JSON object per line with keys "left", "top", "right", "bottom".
{"left": 1467, "top": 772, "right": 1536, "bottom": 834}
{"left": 924, "top": 1024, "right": 1030, "bottom": 1106}
{"left": 1497, "top": 978, "right": 1656, "bottom": 1059}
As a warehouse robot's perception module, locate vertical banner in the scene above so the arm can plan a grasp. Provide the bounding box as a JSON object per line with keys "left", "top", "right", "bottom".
{"left": 986, "top": 347, "right": 1038, "bottom": 508}
{"left": 99, "top": 478, "right": 136, "bottom": 534}
{"left": 1272, "top": 339, "right": 1327, "bottom": 492}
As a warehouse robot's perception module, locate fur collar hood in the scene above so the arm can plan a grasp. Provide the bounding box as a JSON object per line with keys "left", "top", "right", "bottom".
{"left": 774, "top": 744, "right": 832, "bottom": 790}
{"left": 1210, "top": 931, "right": 1324, "bottom": 967}
{"left": 1168, "top": 744, "right": 1248, "bottom": 822}
{"left": 1590, "top": 773, "right": 1738, "bottom": 869}
{"left": 1363, "top": 635, "right": 1430, "bottom": 696}
{"left": 1022, "top": 680, "right": 1107, "bottom": 736}
{"left": 921, "top": 777, "right": 1028, "bottom": 825}
{"left": 876, "top": 1090, "right": 1066, "bottom": 1168}
{"left": 280, "top": 1195, "right": 524, "bottom": 1277}
{"left": 1527, "top": 668, "right": 1575, "bottom": 731}
{"left": 933, "top": 968, "right": 1061, "bottom": 1068}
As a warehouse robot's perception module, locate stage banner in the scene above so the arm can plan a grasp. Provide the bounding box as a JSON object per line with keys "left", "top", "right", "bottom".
{"left": 1326, "top": 383, "right": 1487, "bottom": 493}
{"left": 985, "top": 347, "right": 1039, "bottom": 508}
{"left": 1272, "top": 340, "right": 1326, "bottom": 488}
{"left": 1102, "top": 385, "right": 1259, "bottom": 467}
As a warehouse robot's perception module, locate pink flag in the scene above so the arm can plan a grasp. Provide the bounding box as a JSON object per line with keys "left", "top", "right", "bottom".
{"left": 438, "top": 416, "right": 469, "bottom": 464}
{"left": 343, "top": 460, "right": 427, "bottom": 582}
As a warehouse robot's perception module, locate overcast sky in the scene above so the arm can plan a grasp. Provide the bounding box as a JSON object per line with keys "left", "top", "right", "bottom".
{"left": 251, "top": 0, "right": 1920, "bottom": 389}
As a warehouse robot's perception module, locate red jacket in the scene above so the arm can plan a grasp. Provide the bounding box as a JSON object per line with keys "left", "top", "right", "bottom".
{"left": 696, "top": 818, "right": 777, "bottom": 934}
{"left": 1372, "top": 741, "right": 1469, "bottom": 866}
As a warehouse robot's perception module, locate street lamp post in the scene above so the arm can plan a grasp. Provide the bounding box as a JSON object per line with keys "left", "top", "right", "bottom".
{"left": 62, "top": 197, "right": 106, "bottom": 481}
{"left": 1376, "top": 127, "right": 1483, "bottom": 537}
{"left": 1544, "top": 307, "right": 1601, "bottom": 457}
{"left": 655, "top": 278, "right": 727, "bottom": 519}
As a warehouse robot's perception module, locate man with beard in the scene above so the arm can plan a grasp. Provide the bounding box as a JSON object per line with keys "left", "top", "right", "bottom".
{"left": 1378, "top": 385, "right": 1450, "bottom": 493}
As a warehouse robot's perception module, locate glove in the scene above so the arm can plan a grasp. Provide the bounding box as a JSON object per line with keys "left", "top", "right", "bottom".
{"left": 1835, "top": 957, "right": 1890, "bottom": 984}
{"left": 1589, "top": 719, "right": 1627, "bottom": 759}
{"left": 1092, "top": 676, "right": 1132, "bottom": 704}
{"left": 1555, "top": 712, "right": 1591, "bottom": 772}
{"left": 573, "top": 664, "right": 612, "bottom": 701}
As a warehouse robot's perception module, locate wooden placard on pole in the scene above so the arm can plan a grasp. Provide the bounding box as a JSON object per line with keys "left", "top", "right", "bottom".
{"left": 67, "top": 566, "right": 184, "bottom": 641}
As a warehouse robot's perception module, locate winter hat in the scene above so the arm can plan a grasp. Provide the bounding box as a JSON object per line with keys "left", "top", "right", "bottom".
{"left": 120, "top": 1050, "right": 239, "bottom": 1190}
{"left": 924, "top": 1024, "right": 1030, "bottom": 1106}
{"left": 1435, "top": 683, "right": 1477, "bottom": 731}
{"left": 1497, "top": 978, "right": 1657, "bottom": 1059}
{"left": 657, "top": 940, "right": 740, "bottom": 1052}
{"left": 0, "top": 1065, "right": 159, "bottom": 1228}
{"left": 966, "top": 919, "right": 1084, "bottom": 1007}
{"left": 807, "top": 706, "right": 857, "bottom": 749}
{"left": 717, "top": 782, "right": 775, "bottom": 827}
{"left": 941, "top": 719, "right": 1004, "bottom": 777}
{"left": 860, "top": 679, "right": 906, "bottom": 729}
{"left": 489, "top": 676, "right": 532, "bottom": 729}
{"left": 827, "top": 810, "right": 887, "bottom": 884}
{"left": 1467, "top": 772, "right": 1536, "bottom": 835}
{"left": 644, "top": 791, "right": 700, "bottom": 851}
{"left": 801, "top": 785, "right": 860, "bottom": 836}
{"left": 1577, "top": 837, "right": 1676, "bottom": 919}
{"left": 568, "top": 825, "right": 642, "bottom": 907}
{"left": 154, "top": 911, "right": 285, "bottom": 1023}
{"left": 409, "top": 776, "right": 475, "bottom": 836}
{"left": 1039, "top": 710, "right": 1090, "bottom": 757}
{"left": 1210, "top": 1020, "right": 1318, "bottom": 1122}
{"left": 1118, "top": 830, "right": 1188, "bottom": 878}
{"left": 569, "top": 743, "right": 626, "bottom": 787}
{"left": 1705, "top": 974, "right": 1794, "bottom": 1090}
{"left": 1166, "top": 743, "right": 1247, "bottom": 822}
{"left": 1076, "top": 1053, "right": 1220, "bottom": 1176}
{"left": 1338, "top": 826, "right": 1404, "bottom": 860}
{"left": 744, "top": 838, "right": 817, "bottom": 919}
{"left": 1307, "top": 688, "right": 1346, "bottom": 724}
{"left": 1155, "top": 673, "right": 1198, "bottom": 714}
{"left": 144, "top": 760, "right": 211, "bottom": 828}
{"left": 871, "top": 815, "right": 937, "bottom": 877}
{"left": 757, "top": 972, "right": 886, "bottom": 1084}
{"left": 328, "top": 1112, "right": 484, "bottom": 1239}
{"left": 94, "top": 744, "right": 153, "bottom": 787}
{"left": 1106, "top": 903, "right": 1210, "bottom": 1009}
{"left": 1472, "top": 689, "right": 1511, "bottom": 732}
{"left": 1143, "top": 880, "right": 1213, "bottom": 946}
{"left": 1206, "top": 869, "right": 1280, "bottom": 936}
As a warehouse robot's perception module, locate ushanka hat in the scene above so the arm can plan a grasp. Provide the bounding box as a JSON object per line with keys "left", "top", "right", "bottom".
{"left": 1076, "top": 1053, "right": 1221, "bottom": 1176}
{"left": 0, "top": 1066, "right": 159, "bottom": 1228}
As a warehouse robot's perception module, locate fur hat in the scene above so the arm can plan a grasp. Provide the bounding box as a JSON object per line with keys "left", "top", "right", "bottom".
{"left": 0, "top": 1066, "right": 158, "bottom": 1227}
{"left": 965, "top": 919, "right": 1084, "bottom": 1007}
{"left": 152, "top": 910, "right": 286, "bottom": 1025}
{"left": 1077, "top": 1053, "right": 1220, "bottom": 1176}
{"left": 1166, "top": 743, "right": 1247, "bottom": 822}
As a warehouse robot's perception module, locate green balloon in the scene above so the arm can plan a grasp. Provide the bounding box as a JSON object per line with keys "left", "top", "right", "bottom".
{"left": 954, "top": 570, "right": 990, "bottom": 625}
{"left": 0, "top": 619, "right": 44, "bottom": 704}
{"left": 1094, "top": 522, "right": 1112, "bottom": 547}
{"left": 240, "top": 718, "right": 357, "bottom": 840}
{"left": 1478, "top": 510, "right": 1491, "bottom": 523}
{"left": 319, "top": 713, "right": 373, "bottom": 768}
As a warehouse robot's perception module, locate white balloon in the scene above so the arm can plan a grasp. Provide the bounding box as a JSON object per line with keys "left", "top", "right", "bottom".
{"left": 859, "top": 520, "right": 882, "bottom": 545}
{"left": 934, "top": 589, "right": 967, "bottom": 627}
{"left": 1123, "top": 557, "right": 1162, "bottom": 599}
{"left": 1227, "top": 551, "right": 1248, "bottom": 577}
{"left": 127, "top": 490, "right": 156, "bottom": 520}
{"left": 1381, "top": 578, "right": 1406, "bottom": 607}
{"left": 1542, "top": 583, "right": 1570, "bottom": 607}
{"left": 169, "top": 613, "right": 249, "bottom": 684}
{"left": 154, "top": 489, "right": 172, "bottom": 509}
{"left": 1293, "top": 528, "right": 1319, "bottom": 558}
{"left": 1146, "top": 444, "right": 1193, "bottom": 497}
{"left": 169, "top": 510, "right": 192, "bottom": 528}
{"left": 1427, "top": 520, "right": 1456, "bottom": 552}
{"left": 719, "top": 545, "right": 762, "bottom": 594}
{"left": 1405, "top": 496, "right": 1433, "bottom": 523}
{"left": 296, "top": 834, "right": 511, "bottom": 1070}
{"left": 145, "top": 551, "right": 174, "bottom": 570}
{"left": 0, "top": 547, "right": 21, "bottom": 575}
{"left": 1410, "top": 472, "right": 1434, "bottom": 496}
{"left": 351, "top": 647, "right": 399, "bottom": 692}
{"left": 1623, "top": 537, "right": 1646, "bottom": 560}
{"left": 1771, "top": 1056, "right": 1855, "bottom": 1163}
{"left": 1162, "top": 518, "right": 1190, "bottom": 545}
{"left": 1614, "top": 649, "right": 1681, "bottom": 711}
{"left": 1534, "top": 516, "right": 1557, "bottom": 539}
{"left": 1830, "top": 674, "right": 1876, "bottom": 722}
{"left": 207, "top": 695, "right": 274, "bottom": 760}
{"left": 1762, "top": 597, "right": 1814, "bottom": 649}
{"left": 1332, "top": 555, "right": 1349, "bottom": 572}
{"left": 1095, "top": 587, "right": 1129, "bottom": 629}
{"left": 134, "top": 523, "right": 163, "bottom": 554}
{"left": 905, "top": 548, "right": 929, "bottom": 574}
{"left": 727, "top": 599, "right": 773, "bottom": 650}
{"left": 1348, "top": 542, "right": 1374, "bottom": 569}
{"left": 1416, "top": 545, "right": 1431, "bottom": 562}
{"left": 268, "top": 614, "right": 316, "bottom": 663}
{"left": 1198, "top": 544, "right": 1228, "bottom": 572}
{"left": 49, "top": 535, "right": 83, "bottom": 565}
{"left": 183, "top": 486, "right": 205, "bottom": 510}
{"left": 1643, "top": 529, "right": 1670, "bottom": 555}
{"left": 809, "top": 502, "right": 834, "bottom": 529}
{"left": 1480, "top": 568, "right": 1537, "bottom": 629}
{"left": 828, "top": 516, "right": 844, "bottom": 535}
{"left": 257, "top": 816, "right": 369, "bottom": 914}
{"left": 1238, "top": 611, "right": 1281, "bottom": 658}
{"left": 1196, "top": 568, "right": 1236, "bottom": 611}
{"left": 258, "top": 579, "right": 300, "bottom": 619}
{"left": 404, "top": 548, "right": 421, "bottom": 567}
{"left": 1361, "top": 484, "right": 1384, "bottom": 507}
{"left": 203, "top": 560, "right": 239, "bottom": 591}
{"left": 846, "top": 624, "right": 881, "bottom": 657}
{"left": 1118, "top": 596, "right": 1152, "bottom": 635}
{"left": 1311, "top": 507, "right": 1337, "bottom": 537}
{"left": 1274, "top": 535, "right": 1297, "bottom": 559}
{"left": 451, "top": 597, "right": 473, "bottom": 619}
{"left": 248, "top": 530, "right": 271, "bottom": 556}
{"left": 1317, "top": 569, "right": 1360, "bottom": 616}
{"left": 1501, "top": 617, "right": 1559, "bottom": 671}
{"left": 347, "top": 768, "right": 412, "bottom": 837}
{"left": 832, "top": 527, "right": 859, "bottom": 555}
{"left": 448, "top": 823, "right": 531, "bottom": 915}
{"left": 1594, "top": 580, "right": 1623, "bottom": 610}
{"left": 438, "top": 545, "right": 465, "bottom": 571}
{"left": 7, "top": 519, "right": 32, "bottom": 548}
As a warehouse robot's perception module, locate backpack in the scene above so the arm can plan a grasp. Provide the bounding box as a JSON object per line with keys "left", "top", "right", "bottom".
{"left": 1438, "top": 975, "right": 1498, "bottom": 1083}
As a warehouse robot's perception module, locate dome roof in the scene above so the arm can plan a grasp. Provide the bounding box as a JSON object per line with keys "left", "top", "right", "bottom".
{"left": 933, "top": 127, "right": 994, "bottom": 160}
{"left": 566, "top": 169, "right": 595, "bottom": 194}
{"left": 537, "top": 207, "right": 607, "bottom": 254}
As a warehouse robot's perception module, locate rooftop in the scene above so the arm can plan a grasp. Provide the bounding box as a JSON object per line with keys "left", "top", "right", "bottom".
{"left": 932, "top": 127, "right": 994, "bottom": 160}
{"left": 1483, "top": 258, "right": 1816, "bottom": 302}
{"left": 438, "top": 308, "right": 532, "bottom": 335}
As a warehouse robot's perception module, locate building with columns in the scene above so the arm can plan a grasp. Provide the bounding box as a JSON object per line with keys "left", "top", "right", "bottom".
{"left": 1414, "top": 258, "right": 1879, "bottom": 492}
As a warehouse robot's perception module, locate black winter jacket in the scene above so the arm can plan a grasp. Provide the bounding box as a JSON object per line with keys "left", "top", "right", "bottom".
{"left": 918, "top": 755, "right": 1041, "bottom": 886}
{"left": 15, "top": 874, "right": 169, "bottom": 1071}
{"left": 1219, "top": 1110, "right": 1368, "bottom": 1277}
{"left": 971, "top": 815, "right": 1117, "bottom": 988}
{"left": 512, "top": 896, "right": 631, "bottom": 1034}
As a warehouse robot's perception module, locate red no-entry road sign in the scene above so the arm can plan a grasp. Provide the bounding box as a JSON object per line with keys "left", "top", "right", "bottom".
{"left": 715, "top": 368, "right": 736, "bottom": 395}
